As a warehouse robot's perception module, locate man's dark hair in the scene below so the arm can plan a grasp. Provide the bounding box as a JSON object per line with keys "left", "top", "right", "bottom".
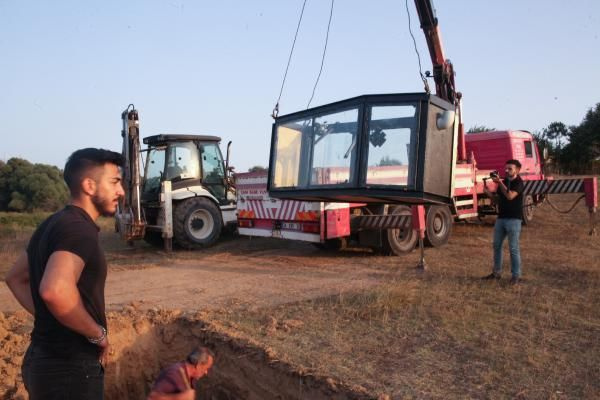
{"left": 506, "top": 159, "right": 522, "bottom": 169}
{"left": 186, "top": 346, "right": 214, "bottom": 366}
{"left": 64, "top": 148, "right": 124, "bottom": 195}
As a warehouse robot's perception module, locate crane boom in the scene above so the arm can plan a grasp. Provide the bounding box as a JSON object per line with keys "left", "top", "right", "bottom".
{"left": 414, "top": 0, "right": 466, "bottom": 161}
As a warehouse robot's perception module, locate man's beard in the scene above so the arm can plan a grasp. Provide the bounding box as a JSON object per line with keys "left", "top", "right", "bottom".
{"left": 92, "top": 194, "right": 117, "bottom": 217}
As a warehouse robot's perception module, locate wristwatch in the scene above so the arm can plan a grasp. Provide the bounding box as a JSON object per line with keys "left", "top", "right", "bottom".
{"left": 87, "top": 325, "right": 107, "bottom": 345}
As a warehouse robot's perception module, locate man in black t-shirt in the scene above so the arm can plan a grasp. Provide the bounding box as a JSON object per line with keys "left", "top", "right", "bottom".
{"left": 5, "top": 148, "right": 124, "bottom": 400}
{"left": 482, "top": 159, "right": 525, "bottom": 285}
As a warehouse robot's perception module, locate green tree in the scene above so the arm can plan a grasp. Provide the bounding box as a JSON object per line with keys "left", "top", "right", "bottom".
{"left": 248, "top": 165, "right": 268, "bottom": 173}
{"left": 467, "top": 125, "right": 495, "bottom": 133}
{"left": 543, "top": 121, "right": 570, "bottom": 149}
{"left": 378, "top": 156, "right": 402, "bottom": 166}
{"left": 561, "top": 103, "right": 600, "bottom": 173}
{"left": 0, "top": 158, "right": 69, "bottom": 212}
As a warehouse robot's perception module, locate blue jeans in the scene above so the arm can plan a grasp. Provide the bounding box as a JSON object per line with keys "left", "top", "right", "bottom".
{"left": 22, "top": 343, "right": 104, "bottom": 400}
{"left": 493, "top": 218, "right": 522, "bottom": 278}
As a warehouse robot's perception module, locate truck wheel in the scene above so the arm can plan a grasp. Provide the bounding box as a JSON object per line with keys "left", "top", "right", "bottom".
{"left": 380, "top": 205, "right": 417, "bottom": 255}
{"left": 522, "top": 195, "right": 534, "bottom": 225}
{"left": 424, "top": 205, "right": 453, "bottom": 247}
{"left": 173, "top": 197, "right": 223, "bottom": 249}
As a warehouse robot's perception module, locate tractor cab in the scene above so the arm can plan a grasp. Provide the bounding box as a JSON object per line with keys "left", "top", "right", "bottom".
{"left": 142, "top": 134, "right": 229, "bottom": 204}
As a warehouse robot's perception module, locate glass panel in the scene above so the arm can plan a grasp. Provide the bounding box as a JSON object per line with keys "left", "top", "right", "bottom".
{"left": 272, "top": 119, "right": 310, "bottom": 188}
{"left": 143, "top": 148, "right": 165, "bottom": 194}
{"left": 310, "top": 108, "right": 359, "bottom": 186}
{"left": 166, "top": 141, "right": 200, "bottom": 181}
{"left": 524, "top": 141, "right": 533, "bottom": 158}
{"left": 200, "top": 143, "right": 225, "bottom": 184}
{"left": 366, "top": 104, "right": 417, "bottom": 186}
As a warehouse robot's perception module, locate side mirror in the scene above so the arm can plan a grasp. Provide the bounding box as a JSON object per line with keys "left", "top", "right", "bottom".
{"left": 436, "top": 110, "right": 456, "bottom": 130}
{"left": 542, "top": 147, "right": 549, "bottom": 161}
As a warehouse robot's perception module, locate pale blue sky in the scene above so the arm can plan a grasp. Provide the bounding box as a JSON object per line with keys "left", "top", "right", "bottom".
{"left": 1, "top": 0, "right": 599, "bottom": 171}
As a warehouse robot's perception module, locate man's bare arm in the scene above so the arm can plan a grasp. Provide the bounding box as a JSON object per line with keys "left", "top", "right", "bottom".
{"left": 39, "top": 251, "right": 109, "bottom": 362}
{"left": 492, "top": 177, "right": 519, "bottom": 201}
{"left": 496, "top": 182, "right": 519, "bottom": 200}
{"left": 5, "top": 252, "right": 35, "bottom": 315}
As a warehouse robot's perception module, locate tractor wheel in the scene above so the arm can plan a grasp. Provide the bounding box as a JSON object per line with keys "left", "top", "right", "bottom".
{"left": 173, "top": 197, "right": 223, "bottom": 249}
{"left": 424, "top": 205, "right": 453, "bottom": 247}
{"left": 380, "top": 205, "right": 417, "bottom": 256}
{"left": 522, "top": 195, "right": 534, "bottom": 225}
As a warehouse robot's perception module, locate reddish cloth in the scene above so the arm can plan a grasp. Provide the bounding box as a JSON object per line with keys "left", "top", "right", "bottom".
{"left": 151, "top": 362, "right": 191, "bottom": 394}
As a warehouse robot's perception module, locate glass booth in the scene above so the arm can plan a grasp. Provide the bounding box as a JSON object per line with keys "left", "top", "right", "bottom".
{"left": 267, "top": 93, "right": 458, "bottom": 204}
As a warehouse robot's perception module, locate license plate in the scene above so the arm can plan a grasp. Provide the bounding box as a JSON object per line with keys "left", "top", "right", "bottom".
{"left": 281, "top": 222, "right": 300, "bottom": 230}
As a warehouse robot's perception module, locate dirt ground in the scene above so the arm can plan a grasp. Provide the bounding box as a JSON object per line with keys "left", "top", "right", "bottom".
{"left": 1, "top": 192, "right": 599, "bottom": 399}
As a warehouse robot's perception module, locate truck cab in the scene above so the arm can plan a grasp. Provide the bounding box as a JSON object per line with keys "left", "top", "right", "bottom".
{"left": 465, "top": 130, "right": 544, "bottom": 181}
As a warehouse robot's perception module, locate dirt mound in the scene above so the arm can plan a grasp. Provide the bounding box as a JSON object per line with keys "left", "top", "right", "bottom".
{"left": 0, "top": 310, "right": 31, "bottom": 399}
{"left": 1, "top": 307, "right": 369, "bottom": 400}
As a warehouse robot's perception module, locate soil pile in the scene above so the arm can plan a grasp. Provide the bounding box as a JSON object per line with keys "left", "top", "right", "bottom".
{"left": 1, "top": 307, "right": 368, "bottom": 400}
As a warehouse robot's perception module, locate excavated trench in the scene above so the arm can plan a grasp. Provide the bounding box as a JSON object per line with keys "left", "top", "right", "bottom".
{"left": 103, "top": 311, "right": 368, "bottom": 400}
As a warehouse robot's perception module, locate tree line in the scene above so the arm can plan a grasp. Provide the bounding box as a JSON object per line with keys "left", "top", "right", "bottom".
{"left": 468, "top": 102, "right": 600, "bottom": 174}
{"left": 0, "top": 158, "right": 68, "bottom": 212}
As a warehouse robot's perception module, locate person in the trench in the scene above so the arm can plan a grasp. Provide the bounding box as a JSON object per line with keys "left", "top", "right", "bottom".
{"left": 147, "top": 346, "right": 214, "bottom": 400}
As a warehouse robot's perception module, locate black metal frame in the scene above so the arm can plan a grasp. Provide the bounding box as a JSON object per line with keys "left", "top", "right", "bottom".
{"left": 268, "top": 92, "right": 454, "bottom": 204}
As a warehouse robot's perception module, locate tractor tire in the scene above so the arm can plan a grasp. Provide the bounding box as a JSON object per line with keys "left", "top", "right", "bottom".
{"left": 424, "top": 205, "right": 453, "bottom": 247}
{"left": 522, "top": 195, "right": 534, "bottom": 225}
{"left": 173, "top": 197, "right": 223, "bottom": 249}
{"left": 380, "top": 205, "right": 417, "bottom": 256}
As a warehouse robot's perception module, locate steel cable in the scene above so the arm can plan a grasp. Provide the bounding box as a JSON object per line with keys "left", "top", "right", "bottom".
{"left": 272, "top": 0, "right": 308, "bottom": 119}
{"left": 307, "top": 0, "right": 335, "bottom": 109}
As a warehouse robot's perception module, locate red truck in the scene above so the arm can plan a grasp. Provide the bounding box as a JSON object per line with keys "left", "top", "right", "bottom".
{"left": 237, "top": 128, "right": 597, "bottom": 255}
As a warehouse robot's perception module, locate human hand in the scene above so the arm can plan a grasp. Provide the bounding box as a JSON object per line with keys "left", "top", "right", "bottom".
{"left": 98, "top": 336, "right": 110, "bottom": 367}
{"left": 491, "top": 176, "right": 500, "bottom": 184}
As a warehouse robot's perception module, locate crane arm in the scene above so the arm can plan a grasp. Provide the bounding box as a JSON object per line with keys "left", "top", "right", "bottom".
{"left": 413, "top": 0, "right": 457, "bottom": 105}
{"left": 414, "top": 0, "right": 466, "bottom": 160}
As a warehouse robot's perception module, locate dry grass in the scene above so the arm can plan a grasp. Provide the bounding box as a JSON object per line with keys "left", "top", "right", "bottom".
{"left": 2, "top": 194, "right": 598, "bottom": 399}
{"left": 0, "top": 215, "right": 165, "bottom": 279}
{"left": 0, "top": 212, "right": 49, "bottom": 280}
{"left": 212, "top": 193, "right": 600, "bottom": 399}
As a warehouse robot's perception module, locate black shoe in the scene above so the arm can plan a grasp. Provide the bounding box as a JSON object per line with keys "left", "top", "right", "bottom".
{"left": 510, "top": 276, "right": 521, "bottom": 285}
{"left": 482, "top": 273, "right": 501, "bottom": 280}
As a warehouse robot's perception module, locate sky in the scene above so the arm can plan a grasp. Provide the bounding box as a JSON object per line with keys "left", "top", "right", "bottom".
{"left": 1, "top": 0, "right": 599, "bottom": 172}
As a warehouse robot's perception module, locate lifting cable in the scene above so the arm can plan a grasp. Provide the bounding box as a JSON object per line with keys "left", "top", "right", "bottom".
{"left": 306, "top": 0, "right": 335, "bottom": 109}
{"left": 404, "top": 0, "right": 430, "bottom": 93}
{"left": 272, "top": 0, "right": 308, "bottom": 119}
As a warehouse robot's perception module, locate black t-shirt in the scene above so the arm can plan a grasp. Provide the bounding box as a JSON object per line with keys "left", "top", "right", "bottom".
{"left": 26, "top": 205, "right": 107, "bottom": 357}
{"left": 497, "top": 175, "right": 524, "bottom": 220}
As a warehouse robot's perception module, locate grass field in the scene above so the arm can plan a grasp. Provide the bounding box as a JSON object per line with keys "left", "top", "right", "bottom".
{"left": 208, "top": 194, "right": 600, "bottom": 399}
{"left": 1, "top": 193, "right": 598, "bottom": 399}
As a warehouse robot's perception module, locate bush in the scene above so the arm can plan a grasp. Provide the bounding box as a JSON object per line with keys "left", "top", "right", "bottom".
{"left": 0, "top": 158, "right": 69, "bottom": 212}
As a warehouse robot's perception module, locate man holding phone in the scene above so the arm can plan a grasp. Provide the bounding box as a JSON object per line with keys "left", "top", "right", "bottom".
{"left": 483, "top": 159, "right": 525, "bottom": 285}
